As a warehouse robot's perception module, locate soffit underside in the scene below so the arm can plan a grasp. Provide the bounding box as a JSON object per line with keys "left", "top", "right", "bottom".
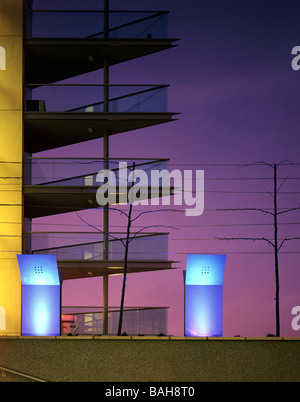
{"left": 24, "top": 38, "right": 178, "bottom": 83}
{"left": 58, "top": 259, "right": 177, "bottom": 280}
{"left": 23, "top": 185, "right": 174, "bottom": 218}
{"left": 23, "top": 112, "right": 177, "bottom": 153}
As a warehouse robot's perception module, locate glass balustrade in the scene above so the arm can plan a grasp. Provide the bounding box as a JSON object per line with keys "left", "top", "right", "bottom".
{"left": 61, "top": 306, "right": 168, "bottom": 336}
{"left": 25, "top": 84, "right": 168, "bottom": 114}
{"left": 25, "top": 10, "right": 168, "bottom": 39}
{"left": 24, "top": 157, "right": 169, "bottom": 186}
{"left": 24, "top": 232, "right": 169, "bottom": 261}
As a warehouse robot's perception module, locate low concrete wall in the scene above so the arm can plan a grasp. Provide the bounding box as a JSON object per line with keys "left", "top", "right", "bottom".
{"left": 0, "top": 336, "right": 299, "bottom": 382}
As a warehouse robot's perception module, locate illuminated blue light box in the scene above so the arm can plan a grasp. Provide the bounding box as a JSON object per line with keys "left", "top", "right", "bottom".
{"left": 17, "top": 255, "right": 61, "bottom": 336}
{"left": 185, "top": 254, "right": 226, "bottom": 337}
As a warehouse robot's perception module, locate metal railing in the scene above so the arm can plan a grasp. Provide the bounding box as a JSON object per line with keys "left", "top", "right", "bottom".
{"left": 23, "top": 157, "right": 169, "bottom": 186}
{"left": 25, "top": 84, "right": 168, "bottom": 114}
{"left": 25, "top": 10, "right": 168, "bottom": 39}
{"left": 0, "top": 365, "right": 49, "bottom": 382}
{"left": 24, "top": 232, "right": 169, "bottom": 261}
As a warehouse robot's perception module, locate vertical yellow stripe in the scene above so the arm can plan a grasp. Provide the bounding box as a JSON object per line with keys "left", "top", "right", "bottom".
{"left": 0, "top": 0, "right": 23, "bottom": 336}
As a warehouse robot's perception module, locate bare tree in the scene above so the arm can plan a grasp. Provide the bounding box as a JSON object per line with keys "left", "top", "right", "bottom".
{"left": 115, "top": 207, "right": 180, "bottom": 335}
{"left": 76, "top": 205, "right": 181, "bottom": 336}
{"left": 216, "top": 160, "right": 300, "bottom": 337}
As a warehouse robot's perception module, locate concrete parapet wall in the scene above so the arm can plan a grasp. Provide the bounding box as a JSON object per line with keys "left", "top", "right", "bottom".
{"left": 0, "top": 336, "right": 299, "bottom": 382}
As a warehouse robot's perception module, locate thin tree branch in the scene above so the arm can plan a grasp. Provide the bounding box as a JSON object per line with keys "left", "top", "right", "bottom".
{"left": 216, "top": 236, "right": 275, "bottom": 248}
{"left": 106, "top": 206, "right": 130, "bottom": 219}
{"left": 264, "top": 187, "right": 274, "bottom": 199}
{"left": 278, "top": 236, "right": 300, "bottom": 252}
{"left": 217, "top": 207, "right": 274, "bottom": 216}
{"left": 75, "top": 211, "right": 126, "bottom": 246}
{"left": 277, "top": 207, "right": 300, "bottom": 215}
{"left": 130, "top": 208, "right": 184, "bottom": 223}
{"left": 242, "top": 159, "right": 293, "bottom": 169}
{"left": 128, "top": 225, "right": 179, "bottom": 243}
{"left": 76, "top": 210, "right": 180, "bottom": 246}
{"left": 277, "top": 175, "right": 290, "bottom": 193}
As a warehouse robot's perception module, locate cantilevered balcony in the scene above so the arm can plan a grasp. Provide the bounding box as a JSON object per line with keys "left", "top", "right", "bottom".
{"left": 24, "top": 84, "right": 177, "bottom": 153}
{"left": 24, "top": 231, "right": 174, "bottom": 280}
{"left": 23, "top": 157, "right": 173, "bottom": 218}
{"left": 24, "top": 9, "right": 178, "bottom": 83}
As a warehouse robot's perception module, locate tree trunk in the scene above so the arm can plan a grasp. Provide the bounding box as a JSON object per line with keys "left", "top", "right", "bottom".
{"left": 273, "top": 164, "right": 280, "bottom": 337}
{"left": 117, "top": 163, "right": 135, "bottom": 336}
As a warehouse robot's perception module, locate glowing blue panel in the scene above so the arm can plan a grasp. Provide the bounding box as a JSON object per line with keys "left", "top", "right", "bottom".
{"left": 21, "top": 285, "right": 60, "bottom": 336}
{"left": 185, "top": 285, "right": 223, "bottom": 337}
{"left": 186, "top": 254, "right": 226, "bottom": 285}
{"left": 17, "top": 255, "right": 60, "bottom": 336}
{"left": 17, "top": 254, "right": 60, "bottom": 286}
{"left": 185, "top": 254, "right": 226, "bottom": 337}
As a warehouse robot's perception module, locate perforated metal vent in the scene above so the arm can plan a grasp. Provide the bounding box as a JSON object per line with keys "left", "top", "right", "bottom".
{"left": 201, "top": 266, "right": 210, "bottom": 274}
{"left": 34, "top": 266, "right": 44, "bottom": 274}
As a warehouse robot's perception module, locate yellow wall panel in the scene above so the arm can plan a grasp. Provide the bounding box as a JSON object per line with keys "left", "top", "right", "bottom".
{"left": 0, "top": 37, "right": 23, "bottom": 110}
{"left": 0, "top": 0, "right": 23, "bottom": 336}
{"left": 0, "top": 0, "right": 23, "bottom": 36}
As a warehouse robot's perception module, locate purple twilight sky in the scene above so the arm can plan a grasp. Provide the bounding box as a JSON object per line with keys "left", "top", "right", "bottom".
{"left": 33, "top": 0, "right": 300, "bottom": 337}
